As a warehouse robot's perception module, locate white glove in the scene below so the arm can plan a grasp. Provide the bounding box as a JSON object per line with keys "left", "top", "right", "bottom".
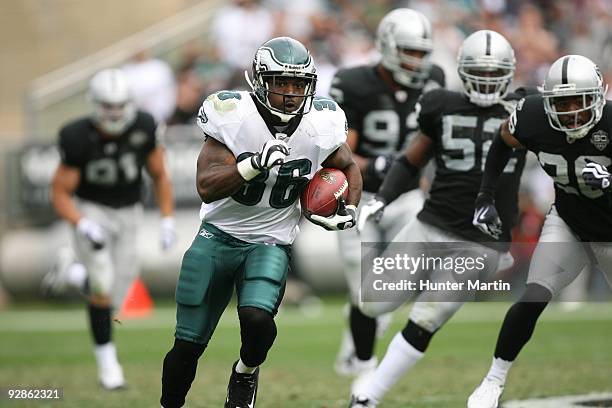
{"left": 356, "top": 198, "right": 385, "bottom": 233}
{"left": 237, "top": 139, "right": 290, "bottom": 180}
{"left": 308, "top": 198, "right": 357, "bottom": 231}
{"left": 77, "top": 217, "right": 105, "bottom": 250}
{"left": 582, "top": 161, "right": 611, "bottom": 189}
{"left": 160, "top": 217, "right": 177, "bottom": 251}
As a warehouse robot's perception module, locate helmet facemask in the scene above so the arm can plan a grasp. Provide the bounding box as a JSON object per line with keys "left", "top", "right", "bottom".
{"left": 254, "top": 71, "right": 317, "bottom": 122}
{"left": 89, "top": 69, "right": 136, "bottom": 136}
{"left": 542, "top": 85, "right": 607, "bottom": 141}
{"left": 247, "top": 37, "right": 317, "bottom": 123}
{"left": 376, "top": 8, "right": 434, "bottom": 89}
{"left": 457, "top": 30, "right": 515, "bottom": 107}
{"left": 459, "top": 62, "right": 514, "bottom": 107}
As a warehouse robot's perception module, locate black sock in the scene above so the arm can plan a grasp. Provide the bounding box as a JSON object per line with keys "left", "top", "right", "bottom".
{"left": 350, "top": 305, "right": 377, "bottom": 361}
{"left": 160, "top": 339, "right": 206, "bottom": 408}
{"left": 495, "top": 284, "right": 551, "bottom": 361}
{"left": 87, "top": 303, "right": 111, "bottom": 345}
{"left": 401, "top": 320, "right": 434, "bottom": 353}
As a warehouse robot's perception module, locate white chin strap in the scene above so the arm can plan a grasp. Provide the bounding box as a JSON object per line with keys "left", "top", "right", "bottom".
{"left": 565, "top": 126, "right": 592, "bottom": 142}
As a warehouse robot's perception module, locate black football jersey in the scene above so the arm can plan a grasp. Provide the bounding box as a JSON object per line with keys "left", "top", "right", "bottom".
{"left": 512, "top": 95, "right": 612, "bottom": 241}
{"left": 330, "top": 64, "right": 445, "bottom": 192}
{"left": 58, "top": 111, "right": 157, "bottom": 208}
{"left": 416, "top": 89, "right": 527, "bottom": 248}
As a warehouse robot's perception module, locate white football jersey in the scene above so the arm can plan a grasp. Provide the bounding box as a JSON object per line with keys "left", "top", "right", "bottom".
{"left": 196, "top": 90, "right": 348, "bottom": 245}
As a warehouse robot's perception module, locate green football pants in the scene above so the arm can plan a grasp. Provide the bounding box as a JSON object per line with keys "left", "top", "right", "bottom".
{"left": 174, "top": 222, "right": 290, "bottom": 345}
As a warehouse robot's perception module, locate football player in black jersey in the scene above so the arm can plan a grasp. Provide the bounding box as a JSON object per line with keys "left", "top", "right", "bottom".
{"left": 350, "top": 30, "right": 526, "bottom": 407}
{"left": 328, "top": 8, "right": 445, "bottom": 381}
{"left": 46, "top": 69, "right": 176, "bottom": 390}
{"left": 468, "top": 55, "right": 611, "bottom": 408}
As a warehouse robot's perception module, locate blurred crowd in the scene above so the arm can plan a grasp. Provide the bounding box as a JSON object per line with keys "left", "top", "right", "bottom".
{"left": 124, "top": 0, "right": 612, "bottom": 127}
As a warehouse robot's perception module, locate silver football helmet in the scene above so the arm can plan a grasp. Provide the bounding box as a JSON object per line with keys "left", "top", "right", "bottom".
{"left": 88, "top": 69, "right": 136, "bottom": 135}
{"left": 541, "top": 55, "right": 607, "bottom": 141}
{"left": 376, "top": 8, "right": 433, "bottom": 89}
{"left": 246, "top": 36, "right": 317, "bottom": 122}
{"left": 457, "top": 30, "right": 515, "bottom": 107}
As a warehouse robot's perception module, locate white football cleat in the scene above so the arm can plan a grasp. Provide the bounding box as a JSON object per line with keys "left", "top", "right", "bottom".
{"left": 95, "top": 343, "right": 126, "bottom": 390}
{"left": 348, "top": 394, "right": 378, "bottom": 408}
{"left": 467, "top": 378, "right": 504, "bottom": 408}
{"left": 350, "top": 357, "right": 378, "bottom": 400}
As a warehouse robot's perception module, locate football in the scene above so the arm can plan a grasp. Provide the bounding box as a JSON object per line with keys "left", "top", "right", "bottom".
{"left": 301, "top": 168, "right": 349, "bottom": 217}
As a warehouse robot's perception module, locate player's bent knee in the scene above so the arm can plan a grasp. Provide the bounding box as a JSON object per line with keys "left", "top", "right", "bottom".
{"left": 520, "top": 283, "right": 553, "bottom": 303}
{"left": 89, "top": 294, "right": 112, "bottom": 307}
{"left": 238, "top": 306, "right": 276, "bottom": 336}
{"left": 238, "top": 306, "right": 277, "bottom": 366}
{"left": 409, "top": 301, "right": 463, "bottom": 333}
{"left": 359, "top": 300, "right": 400, "bottom": 318}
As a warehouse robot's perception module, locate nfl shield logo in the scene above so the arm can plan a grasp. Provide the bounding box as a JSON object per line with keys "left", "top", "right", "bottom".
{"left": 591, "top": 130, "right": 609, "bottom": 151}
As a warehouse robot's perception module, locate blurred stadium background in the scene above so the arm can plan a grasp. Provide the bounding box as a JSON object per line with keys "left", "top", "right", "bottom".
{"left": 1, "top": 0, "right": 612, "bottom": 407}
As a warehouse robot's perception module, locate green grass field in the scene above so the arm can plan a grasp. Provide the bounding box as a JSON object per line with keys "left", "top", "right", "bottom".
{"left": 1, "top": 299, "right": 611, "bottom": 407}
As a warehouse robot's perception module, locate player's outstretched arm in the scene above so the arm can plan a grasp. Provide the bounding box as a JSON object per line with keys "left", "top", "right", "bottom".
{"left": 146, "top": 146, "right": 175, "bottom": 218}
{"left": 322, "top": 142, "right": 362, "bottom": 207}
{"left": 356, "top": 133, "right": 432, "bottom": 232}
{"left": 196, "top": 136, "right": 245, "bottom": 203}
{"left": 146, "top": 146, "right": 177, "bottom": 250}
{"left": 479, "top": 119, "right": 523, "bottom": 197}
{"left": 377, "top": 132, "right": 433, "bottom": 205}
{"left": 50, "top": 163, "right": 82, "bottom": 226}
{"left": 473, "top": 119, "right": 523, "bottom": 238}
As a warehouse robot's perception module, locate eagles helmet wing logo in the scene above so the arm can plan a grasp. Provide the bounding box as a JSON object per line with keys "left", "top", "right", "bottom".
{"left": 591, "top": 130, "right": 609, "bottom": 151}
{"left": 319, "top": 170, "right": 336, "bottom": 184}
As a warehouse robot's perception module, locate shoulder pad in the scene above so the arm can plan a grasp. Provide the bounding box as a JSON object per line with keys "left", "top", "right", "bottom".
{"left": 197, "top": 90, "right": 253, "bottom": 140}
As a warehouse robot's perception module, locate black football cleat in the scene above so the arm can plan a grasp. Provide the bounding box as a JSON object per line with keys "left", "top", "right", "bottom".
{"left": 224, "top": 360, "right": 259, "bottom": 408}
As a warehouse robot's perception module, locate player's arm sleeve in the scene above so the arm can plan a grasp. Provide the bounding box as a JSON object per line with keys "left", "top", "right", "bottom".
{"left": 428, "top": 64, "right": 446, "bottom": 89}
{"left": 58, "top": 127, "right": 84, "bottom": 168}
{"left": 141, "top": 112, "right": 159, "bottom": 154}
{"left": 416, "top": 89, "right": 444, "bottom": 139}
{"left": 376, "top": 156, "right": 420, "bottom": 204}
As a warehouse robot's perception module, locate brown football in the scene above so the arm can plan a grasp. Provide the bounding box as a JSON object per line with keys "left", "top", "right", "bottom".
{"left": 301, "top": 168, "right": 349, "bottom": 217}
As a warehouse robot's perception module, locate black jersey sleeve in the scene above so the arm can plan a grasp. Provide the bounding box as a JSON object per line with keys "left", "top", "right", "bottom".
{"left": 416, "top": 88, "right": 446, "bottom": 139}
{"left": 329, "top": 71, "right": 363, "bottom": 133}
{"left": 58, "top": 122, "right": 87, "bottom": 168}
{"left": 136, "top": 111, "right": 158, "bottom": 155}
{"left": 428, "top": 64, "right": 446, "bottom": 88}
{"left": 508, "top": 95, "right": 543, "bottom": 149}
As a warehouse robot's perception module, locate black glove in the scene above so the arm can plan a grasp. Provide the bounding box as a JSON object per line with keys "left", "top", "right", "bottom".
{"left": 472, "top": 193, "right": 503, "bottom": 239}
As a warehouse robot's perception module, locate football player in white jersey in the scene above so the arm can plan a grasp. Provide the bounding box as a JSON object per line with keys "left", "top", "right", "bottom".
{"left": 159, "top": 37, "right": 362, "bottom": 408}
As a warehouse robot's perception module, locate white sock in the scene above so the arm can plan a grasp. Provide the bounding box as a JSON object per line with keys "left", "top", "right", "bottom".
{"left": 94, "top": 342, "right": 118, "bottom": 368}
{"left": 235, "top": 359, "right": 257, "bottom": 374}
{"left": 67, "top": 263, "right": 87, "bottom": 289}
{"left": 485, "top": 357, "right": 513, "bottom": 385}
{"left": 362, "top": 332, "right": 424, "bottom": 403}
